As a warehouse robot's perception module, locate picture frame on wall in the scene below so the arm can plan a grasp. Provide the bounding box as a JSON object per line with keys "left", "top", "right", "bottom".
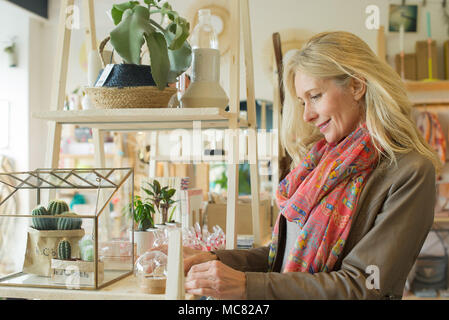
{"left": 0, "top": 100, "right": 9, "bottom": 149}
{"left": 389, "top": 4, "right": 418, "bottom": 32}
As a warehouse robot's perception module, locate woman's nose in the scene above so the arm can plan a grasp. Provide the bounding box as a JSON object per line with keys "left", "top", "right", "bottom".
{"left": 303, "top": 103, "right": 318, "bottom": 123}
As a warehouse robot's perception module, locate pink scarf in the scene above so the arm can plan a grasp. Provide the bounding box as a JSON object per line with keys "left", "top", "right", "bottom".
{"left": 268, "top": 123, "right": 379, "bottom": 273}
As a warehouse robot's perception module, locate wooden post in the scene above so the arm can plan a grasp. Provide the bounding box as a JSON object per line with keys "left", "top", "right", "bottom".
{"left": 261, "top": 101, "right": 266, "bottom": 130}
{"left": 93, "top": 129, "right": 105, "bottom": 168}
{"left": 45, "top": 0, "right": 74, "bottom": 170}
{"left": 377, "top": 25, "right": 386, "bottom": 62}
{"left": 225, "top": 0, "right": 241, "bottom": 249}
{"left": 272, "top": 56, "right": 281, "bottom": 196}
{"left": 149, "top": 131, "right": 158, "bottom": 177}
{"left": 82, "top": 0, "right": 106, "bottom": 169}
{"left": 83, "top": 0, "right": 96, "bottom": 52}
{"left": 166, "top": 228, "right": 185, "bottom": 300}
{"left": 241, "top": 0, "right": 261, "bottom": 247}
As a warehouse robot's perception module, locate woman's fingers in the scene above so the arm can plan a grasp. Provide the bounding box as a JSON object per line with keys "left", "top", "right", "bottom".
{"left": 185, "top": 278, "right": 214, "bottom": 290}
{"left": 185, "top": 271, "right": 219, "bottom": 297}
{"left": 184, "top": 253, "right": 217, "bottom": 275}
{"left": 184, "top": 260, "right": 247, "bottom": 300}
{"left": 189, "top": 260, "right": 216, "bottom": 273}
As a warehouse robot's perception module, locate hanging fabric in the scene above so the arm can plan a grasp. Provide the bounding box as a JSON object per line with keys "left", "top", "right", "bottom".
{"left": 0, "top": 155, "right": 19, "bottom": 275}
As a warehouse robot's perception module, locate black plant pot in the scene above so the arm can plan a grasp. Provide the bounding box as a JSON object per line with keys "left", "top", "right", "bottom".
{"left": 97, "top": 64, "right": 157, "bottom": 88}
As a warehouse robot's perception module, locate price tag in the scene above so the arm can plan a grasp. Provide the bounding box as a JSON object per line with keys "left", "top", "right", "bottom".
{"left": 95, "top": 64, "right": 114, "bottom": 87}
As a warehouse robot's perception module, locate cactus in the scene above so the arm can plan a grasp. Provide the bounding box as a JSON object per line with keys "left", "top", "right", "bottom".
{"left": 31, "top": 205, "right": 55, "bottom": 230}
{"left": 57, "top": 239, "right": 71, "bottom": 260}
{"left": 48, "top": 200, "right": 69, "bottom": 216}
{"left": 57, "top": 212, "right": 82, "bottom": 230}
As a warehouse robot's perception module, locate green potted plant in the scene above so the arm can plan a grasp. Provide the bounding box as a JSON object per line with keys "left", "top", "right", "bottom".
{"left": 86, "top": 0, "right": 192, "bottom": 109}
{"left": 127, "top": 195, "right": 157, "bottom": 256}
{"left": 4, "top": 42, "right": 17, "bottom": 67}
{"left": 142, "top": 179, "right": 177, "bottom": 226}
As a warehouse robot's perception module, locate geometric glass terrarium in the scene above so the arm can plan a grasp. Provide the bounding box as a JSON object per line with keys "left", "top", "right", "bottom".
{"left": 0, "top": 168, "right": 134, "bottom": 290}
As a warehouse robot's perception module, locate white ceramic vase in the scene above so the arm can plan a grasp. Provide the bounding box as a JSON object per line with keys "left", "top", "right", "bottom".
{"left": 180, "top": 48, "right": 228, "bottom": 109}
{"left": 131, "top": 228, "right": 158, "bottom": 257}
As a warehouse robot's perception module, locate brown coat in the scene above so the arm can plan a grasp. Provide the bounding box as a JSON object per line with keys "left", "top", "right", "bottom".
{"left": 214, "top": 150, "right": 436, "bottom": 299}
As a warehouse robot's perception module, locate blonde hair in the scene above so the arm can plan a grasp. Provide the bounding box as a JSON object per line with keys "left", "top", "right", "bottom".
{"left": 281, "top": 31, "right": 442, "bottom": 175}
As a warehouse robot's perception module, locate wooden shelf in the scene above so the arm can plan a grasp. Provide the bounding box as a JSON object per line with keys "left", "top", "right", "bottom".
{"left": 404, "top": 80, "right": 449, "bottom": 92}
{"left": 434, "top": 213, "right": 449, "bottom": 223}
{"left": 0, "top": 274, "right": 193, "bottom": 300}
{"left": 404, "top": 80, "right": 449, "bottom": 105}
{"left": 34, "top": 108, "right": 249, "bottom": 131}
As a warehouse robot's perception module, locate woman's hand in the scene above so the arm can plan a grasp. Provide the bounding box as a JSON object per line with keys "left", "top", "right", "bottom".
{"left": 184, "top": 251, "right": 217, "bottom": 275}
{"left": 184, "top": 260, "right": 247, "bottom": 300}
{"left": 150, "top": 244, "right": 217, "bottom": 275}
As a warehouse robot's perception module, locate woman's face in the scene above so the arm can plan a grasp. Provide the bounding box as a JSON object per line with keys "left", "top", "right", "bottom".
{"left": 294, "top": 71, "right": 364, "bottom": 145}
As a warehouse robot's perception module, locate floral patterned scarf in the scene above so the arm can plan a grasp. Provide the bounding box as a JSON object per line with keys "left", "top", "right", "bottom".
{"left": 269, "top": 123, "right": 379, "bottom": 273}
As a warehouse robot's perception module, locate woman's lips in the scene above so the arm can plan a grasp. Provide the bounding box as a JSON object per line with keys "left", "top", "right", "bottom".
{"left": 318, "top": 119, "right": 331, "bottom": 132}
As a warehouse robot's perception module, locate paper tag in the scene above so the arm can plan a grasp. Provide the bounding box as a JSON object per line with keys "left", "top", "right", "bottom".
{"left": 95, "top": 64, "right": 114, "bottom": 87}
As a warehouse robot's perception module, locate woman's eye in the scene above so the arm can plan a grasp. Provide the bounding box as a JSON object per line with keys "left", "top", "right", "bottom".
{"left": 311, "top": 94, "right": 322, "bottom": 101}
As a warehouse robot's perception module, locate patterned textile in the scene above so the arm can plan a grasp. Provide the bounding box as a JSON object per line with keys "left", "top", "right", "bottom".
{"left": 269, "top": 123, "right": 379, "bottom": 273}
{"left": 416, "top": 111, "right": 446, "bottom": 166}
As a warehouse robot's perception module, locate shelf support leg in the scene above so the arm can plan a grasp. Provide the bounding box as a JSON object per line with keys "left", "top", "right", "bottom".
{"left": 93, "top": 129, "right": 106, "bottom": 168}
{"left": 148, "top": 131, "right": 158, "bottom": 178}
{"left": 166, "top": 228, "right": 185, "bottom": 300}
{"left": 225, "top": 0, "right": 241, "bottom": 249}
{"left": 44, "top": 0, "right": 74, "bottom": 200}
{"left": 241, "top": 0, "right": 261, "bottom": 247}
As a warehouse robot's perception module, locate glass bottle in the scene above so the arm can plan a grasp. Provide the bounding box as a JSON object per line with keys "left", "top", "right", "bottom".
{"left": 180, "top": 9, "right": 228, "bottom": 109}
{"left": 190, "top": 9, "right": 218, "bottom": 50}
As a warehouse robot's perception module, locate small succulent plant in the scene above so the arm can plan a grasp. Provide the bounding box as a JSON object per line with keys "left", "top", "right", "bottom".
{"left": 58, "top": 239, "right": 71, "bottom": 260}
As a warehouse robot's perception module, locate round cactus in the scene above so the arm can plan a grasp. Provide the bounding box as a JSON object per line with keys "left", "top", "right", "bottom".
{"left": 58, "top": 239, "right": 71, "bottom": 260}
{"left": 31, "top": 205, "right": 54, "bottom": 230}
{"left": 57, "top": 212, "right": 82, "bottom": 230}
{"left": 48, "top": 200, "right": 69, "bottom": 216}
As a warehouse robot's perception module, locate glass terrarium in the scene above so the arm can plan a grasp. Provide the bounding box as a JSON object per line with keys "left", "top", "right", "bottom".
{"left": 0, "top": 168, "right": 135, "bottom": 290}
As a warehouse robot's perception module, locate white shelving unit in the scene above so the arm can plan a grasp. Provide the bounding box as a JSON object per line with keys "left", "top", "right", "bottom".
{"left": 31, "top": 0, "right": 263, "bottom": 299}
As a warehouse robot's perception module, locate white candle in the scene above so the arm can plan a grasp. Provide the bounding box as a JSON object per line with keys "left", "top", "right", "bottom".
{"left": 399, "top": 24, "right": 404, "bottom": 53}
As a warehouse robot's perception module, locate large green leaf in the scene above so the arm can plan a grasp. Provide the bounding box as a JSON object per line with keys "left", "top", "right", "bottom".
{"left": 150, "top": 18, "right": 192, "bottom": 83}
{"left": 144, "top": 32, "right": 169, "bottom": 90}
{"left": 111, "top": 1, "right": 140, "bottom": 25}
{"left": 110, "top": 6, "right": 153, "bottom": 65}
{"left": 109, "top": 2, "right": 191, "bottom": 88}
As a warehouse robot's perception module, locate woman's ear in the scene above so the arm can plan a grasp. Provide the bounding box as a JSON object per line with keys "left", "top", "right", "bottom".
{"left": 350, "top": 76, "right": 366, "bottom": 102}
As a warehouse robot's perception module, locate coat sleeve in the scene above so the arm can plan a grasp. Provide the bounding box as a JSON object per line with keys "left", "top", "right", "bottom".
{"left": 213, "top": 246, "right": 270, "bottom": 273}
{"left": 218, "top": 156, "right": 436, "bottom": 299}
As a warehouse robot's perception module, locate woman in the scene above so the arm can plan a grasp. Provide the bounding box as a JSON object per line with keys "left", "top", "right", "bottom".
{"left": 181, "top": 31, "right": 441, "bottom": 299}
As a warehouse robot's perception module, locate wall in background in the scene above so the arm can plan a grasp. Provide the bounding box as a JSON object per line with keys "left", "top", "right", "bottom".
{"left": 0, "top": 1, "right": 30, "bottom": 210}
{"left": 0, "top": 1, "right": 49, "bottom": 213}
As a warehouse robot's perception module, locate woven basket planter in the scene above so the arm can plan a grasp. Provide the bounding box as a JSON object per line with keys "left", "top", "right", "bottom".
{"left": 85, "top": 86, "right": 176, "bottom": 109}
{"left": 86, "top": 36, "right": 176, "bottom": 109}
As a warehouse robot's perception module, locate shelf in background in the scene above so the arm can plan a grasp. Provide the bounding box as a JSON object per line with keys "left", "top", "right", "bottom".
{"left": 404, "top": 80, "right": 449, "bottom": 92}
{"left": 60, "top": 153, "right": 114, "bottom": 160}
{"left": 404, "top": 80, "right": 449, "bottom": 105}
{"left": 434, "top": 213, "right": 449, "bottom": 223}
{"left": 34, "top": 108, "right": 249, "bottom": 131}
